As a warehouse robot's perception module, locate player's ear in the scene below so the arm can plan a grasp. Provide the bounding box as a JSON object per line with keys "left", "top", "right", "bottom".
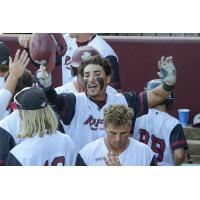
{"left": 106, "top": 75, "right": 111, "bottom": 84}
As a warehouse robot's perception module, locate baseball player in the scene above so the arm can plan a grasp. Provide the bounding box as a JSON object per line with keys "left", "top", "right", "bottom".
{"left": 0, "top": 49, "right": 30, "bottom": 120}
{"left": 0, "top": 49, "right": 30, "bottom": 165}
{"left": 56, "top": 46, "right": 118, "bottom": 95}
{"left": 76, "top": 104, "right": 156, "bottom": 166}
{"left": 62, "top": 33, "right": 121, "bottom": 89}
{"left": 133, "top": 79, "right": 188, "bottom": 166}
{"left": 0, "top": 42, "right": 10, "bottom": 90}
{"left": 36, "top": 55, "right": 177, "bottom": 152}
{"left": 6, "top": 87, "right": 76, "bottom": 166}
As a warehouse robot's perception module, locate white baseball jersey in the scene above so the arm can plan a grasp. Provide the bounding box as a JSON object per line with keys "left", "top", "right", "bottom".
{"left": 45, "top": 88, "right": 148, "bottom": 153}
{"left": 6, "top": 131, "right": 76, "bottom": 166}
{"left": 62, "top": 34, "right": 118, "bottom": 84}
{"left": 133, "top": 108, "right": 183, "bottom": 166}
{"left": 55, "top": 81, "right": 118, "bottom": 135}
{"left": 76, "top": 137, "right": 155, "bottom": 166}
{"left": 0, "top": 110, "right": 22, "bottom": 165}
{"left": 0, "top": 77, "right": 5, "bottom": 90}
{"left": 65, "top": 93, "right": 127, "bottom": 152}
{"left": 0, "top": 88, "right": 12, "bottom": 120}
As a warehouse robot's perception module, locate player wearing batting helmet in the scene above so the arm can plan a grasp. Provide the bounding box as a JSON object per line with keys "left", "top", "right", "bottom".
{"left": 62, "top": 33, "right": 121, "bottom": 89}
{"left": 56, "top": 46, "right": 118, "bottom": 95}
{"left": 133, "top": 79, "right": 188, "bottom": 165}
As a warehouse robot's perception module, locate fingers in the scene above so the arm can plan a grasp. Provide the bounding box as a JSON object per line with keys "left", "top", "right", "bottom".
{"left": 107, "top": 152, "right": 113, "bottom": 164}
{"left": 19, "top": 50, "right": 28, "bottom": 63}
{"left": 158, "top": 56, "right": 165, "bottom": 69}
{"left": 157, "top": 72, "right": 163, "bottom": 78}
{"left": 103, "top": 152, "right": 121, "bottom": 166}
{"left": 18, "top": 34, "right": 31, "bottom": 48}
{"left": 13, "top": 50, "right": 28, "bottom": 66}
{"left": 166, "top": 56, "right": 173, "bottom": 64}
{"left": 40, "top": 65, "right": 47, "bottom": 71}
{"left": 14, "top": 49, "right": 21, "bottom": 62}
{"left": 103, "top": 156, "right": 109, "bottom": 166}
{"left": 8, "top": 56, "right": 13, "bottom": 69}
{"left": 24, "top": 58, "right": 30, "bottom": 69}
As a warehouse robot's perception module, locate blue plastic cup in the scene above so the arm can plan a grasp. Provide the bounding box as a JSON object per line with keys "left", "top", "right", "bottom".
{"left": 178, "top": 109, "right": 190, "bottom": 127}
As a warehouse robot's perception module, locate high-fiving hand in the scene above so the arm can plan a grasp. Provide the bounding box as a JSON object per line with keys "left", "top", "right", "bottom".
{"left": 157, "top": 56, "right": 176, "bottom": 86}
{"left": 9, "top": 49, "right": 30, "bottom": 79}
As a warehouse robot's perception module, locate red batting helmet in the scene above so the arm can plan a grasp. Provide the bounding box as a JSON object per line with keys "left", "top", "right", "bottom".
{"left": 71, "top": 46, "right": 100, "bottom": 68}
{"left": 29, "top": 33, "right": 67, "bottom": 73}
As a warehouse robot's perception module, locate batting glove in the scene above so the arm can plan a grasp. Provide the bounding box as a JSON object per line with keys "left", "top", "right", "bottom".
{"left": 157, "top": 56, "right": 176, "bottom": 86}
{"left": 35, "top": 65, "right": 52, "bottom": 90}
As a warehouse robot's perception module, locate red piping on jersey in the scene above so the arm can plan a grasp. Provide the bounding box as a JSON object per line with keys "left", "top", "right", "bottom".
{"left": 170, "top": 140, "right": 187, "bottom": 148}
{"left": 7, "top": 102, "right": 17, "bottom": 110}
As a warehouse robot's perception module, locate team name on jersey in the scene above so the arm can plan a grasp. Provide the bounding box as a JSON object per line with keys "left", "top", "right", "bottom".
{"left": 83, "top": 115, "right": 104, "bottom": 131}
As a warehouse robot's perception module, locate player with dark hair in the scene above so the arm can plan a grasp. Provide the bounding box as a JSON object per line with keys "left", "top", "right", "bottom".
{"left": 133, "top": 79, "right": 188, "bottom": 165}
{"left": 76, "top": 104, "right": 156, "bottom": 166}
{"left": 62, "top": 33, "right": 121, "bottom": 89}
{"left": 6, "top": 87, "right": 76, "bottom": 166}
{"left": 36, "top": 55, "right": 177, "bottom": 152}
{"left": 0, "top": 49, "right": 30, "bottom": 120}
{"left": 0, "top": 42, "right": 10, "bottom": 89}
{"left": 56, "top": 46, "right": 117, "bottom": 95}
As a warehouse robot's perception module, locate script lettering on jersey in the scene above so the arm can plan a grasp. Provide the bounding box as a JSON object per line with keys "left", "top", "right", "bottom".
{"left": 44, "top": 156, "right": 65, "bottom": 166}
{"left": 83, "top": 115, "right": 104, "bottom": 131}
{"left": 65, "top": 55, "right": 72, "bottom": 69}
{"left": 139, "top": 129, "right": 166, "bottom": 162}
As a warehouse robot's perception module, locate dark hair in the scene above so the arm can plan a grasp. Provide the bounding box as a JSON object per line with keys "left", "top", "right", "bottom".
{"left": 4, "top": 69, "right": 33, "bottom": 94}
{"left": 79, "top": 55, "right": 111, "bottom": 77}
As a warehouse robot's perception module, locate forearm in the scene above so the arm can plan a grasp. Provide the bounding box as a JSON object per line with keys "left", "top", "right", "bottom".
{"left": 44, "top": 86, "right": 59, "bottom": 106}
{"left": 4, "top": 74, "right": 19, "bottom": 94}
{"left": 147, "top": 84, "right": 173, "bottom": 108}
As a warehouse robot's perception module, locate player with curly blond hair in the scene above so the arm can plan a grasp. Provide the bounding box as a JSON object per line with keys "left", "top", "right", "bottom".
{"left": 75, "top": 104, "right": 156, "bottom": 166}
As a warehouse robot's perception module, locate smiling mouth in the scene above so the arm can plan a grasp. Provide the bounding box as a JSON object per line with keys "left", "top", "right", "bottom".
{"left": 88, "top": 84, "right": 98, "bottom": 89}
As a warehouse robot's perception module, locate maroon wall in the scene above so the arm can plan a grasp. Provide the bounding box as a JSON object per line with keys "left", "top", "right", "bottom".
{"left": 1, "top": 35, "right": 199, "bottom": 123}
{"left": 103, "top": 36, "right": 200, "bottom": 123}
{"left": 0, "top": 35, "right": 61, "bottom": 87}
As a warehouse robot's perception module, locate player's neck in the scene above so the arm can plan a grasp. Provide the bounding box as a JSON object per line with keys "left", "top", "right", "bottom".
{"left": 76, "top": 33, "right": 94, "bottom": 43}
{"left": 153, "top": 105, "right": 167, "bottom": 112}
{"left": 104, "top": 137, "right": 129, "bottom": 155}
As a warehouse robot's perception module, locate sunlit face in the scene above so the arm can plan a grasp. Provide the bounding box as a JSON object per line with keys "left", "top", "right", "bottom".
{"left": 83, "top": 64, "right": 110, "bottom": 100}
{"left": 105, "top": 124, "right": 131, "bottom": 153}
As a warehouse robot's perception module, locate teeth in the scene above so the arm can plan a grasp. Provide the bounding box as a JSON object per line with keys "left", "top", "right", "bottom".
{"left": 89, "top": 85, "right": 97, "bottom": 88}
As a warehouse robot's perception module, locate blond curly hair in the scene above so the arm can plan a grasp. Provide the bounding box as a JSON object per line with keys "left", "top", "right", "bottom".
{"left": 104, "top": 104, "right": 134, "bottom": 127}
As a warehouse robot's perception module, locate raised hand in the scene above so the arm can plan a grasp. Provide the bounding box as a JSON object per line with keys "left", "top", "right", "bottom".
{"left": 18, "top": 34, "right": 32, "bottom": 48}
{"left": 157, "top": 56, "right": 176, "bottom": 85}
{"left": 9, "top": 49, "right": 30, "bottom": 79}
{"left": 103, "top": 152, "right": 121, "bottom": 166}
{"left": 5, "top": 49, "right": 30, "bottom": 94}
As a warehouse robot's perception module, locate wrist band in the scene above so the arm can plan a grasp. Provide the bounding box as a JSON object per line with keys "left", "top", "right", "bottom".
{"left": 162, "top": 82, "right": 175, "bottom": 92}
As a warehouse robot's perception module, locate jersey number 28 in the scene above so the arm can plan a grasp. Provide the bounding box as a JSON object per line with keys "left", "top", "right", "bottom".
{"left": 139, "top": 129, "right": 166, "bottom": 162}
